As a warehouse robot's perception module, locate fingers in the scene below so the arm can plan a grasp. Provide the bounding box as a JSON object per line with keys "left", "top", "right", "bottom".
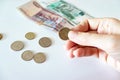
{"left": 66, "top": 45, "right": 98, "bottom": 58}
{"left": 98, "top": 50, "right": 108, "bottom": 62}
{"left": 71, "top": 18, "right": 103, "bottom": 31}
{"left": 65, "top": 40, "right": 76, "bottom": 50}
{"left": 68, "top": 31, "right": 117, "bottom": 53}
{"left": 65, "top": 17, "right": 120, "bottom": 72}
{"left": 106, "top": 55, "right": 120, "bottom": 72}
{"left": 72, "top": 18, "right": 120, "bottom": 34}
{"left": 71, "top": 19, "right": 89, "bottom": 32}
{"left": 67, "top": 45, "right": 79, "bottom": 58}
{"left": 66, "top": 44, "right": 120, "bottom": 72}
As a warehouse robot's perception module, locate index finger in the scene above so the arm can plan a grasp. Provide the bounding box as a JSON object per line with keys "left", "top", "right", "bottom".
{"left": 72, "top": 18, "right": 107, "bottom": 32}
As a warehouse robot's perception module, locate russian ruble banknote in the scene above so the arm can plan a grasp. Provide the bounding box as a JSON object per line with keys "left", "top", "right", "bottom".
{"left": 43, "top": 0, "right": 93, "bottom": 26}
{"left": 19, "top": 0, "right": 92, "bottom": 32}
{"left": 19, "top": 0, "right": 73, "bottom": 32}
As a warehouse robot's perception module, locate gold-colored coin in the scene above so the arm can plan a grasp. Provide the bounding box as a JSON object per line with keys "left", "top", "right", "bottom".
{"left": 0, "top": 33, "right": 3, "bottom": 40}
{"left": 11, "top": 41, "right": 24, "bottom": 51}
{"left": 59, "top": 27, "right": 70, "bottom": 40}
{"left": 33, "top": 53, "right": 46, "bottom": 63}
{"left": 25, "top": 32, "right": 36, "bottom": 40}
{"left": 21, "top": 50, "right": 34, "bottom": 61}
{"left": 39, "top": 37, "right": 52, "bottom": 48}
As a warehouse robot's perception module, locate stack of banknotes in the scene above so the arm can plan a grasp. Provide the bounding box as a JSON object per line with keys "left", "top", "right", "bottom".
{"left": 19, "top": 0, "right": 92, "bottom": 32}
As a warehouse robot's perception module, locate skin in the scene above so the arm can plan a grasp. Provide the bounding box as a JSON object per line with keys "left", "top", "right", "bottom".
{"left": 65, "top": 18, "right": 120, "bottom": 71}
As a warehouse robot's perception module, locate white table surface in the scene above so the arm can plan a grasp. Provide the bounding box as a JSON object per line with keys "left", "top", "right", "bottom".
{"left": 0, "top": 0, "right": 120, "bottom": 80}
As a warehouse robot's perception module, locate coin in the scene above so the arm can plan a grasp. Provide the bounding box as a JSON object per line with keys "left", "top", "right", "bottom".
{"left": 21, "top": 50, "right": 34, "bottom": 61}
{"left": 58, "top": 27, "right": 70, "bottom": 40}
{"left": 25, "top": 32, "right": 36, "bottom": 40}
{"left": 39, "top": 37, "right": 52, "bottom": 48}
{"left": 0, "top": 33, "right": 3, "bottom": 40}
{"left": 33, "top": 53, "right": 46, "bottom": 63}
{"left": 11, "top": 41, "right": 24, "bottom": 51}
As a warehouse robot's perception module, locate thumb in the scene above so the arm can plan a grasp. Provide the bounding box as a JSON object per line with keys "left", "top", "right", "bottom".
{"left": 68, "top": 31, "right": 114, "bottom": 52}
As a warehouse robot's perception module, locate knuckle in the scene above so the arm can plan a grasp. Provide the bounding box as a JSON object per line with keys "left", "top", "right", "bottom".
{"left": 108, "top": 18, "right": 119, "bottom": 23}
{"left": 107, "top": 36, "right": 118, "bottom": 49}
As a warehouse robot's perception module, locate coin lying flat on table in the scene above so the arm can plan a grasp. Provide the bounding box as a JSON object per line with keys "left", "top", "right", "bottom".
{"left": 0, "top": 33, "right": 3, "bottom": 40}
{"left": 21, "top": 50, "right": 34, "bottom": 61}
{"left": 59, "top": 27, "right": 70, "bottom": 40}
{"left": 39, "top": 37, "right": 52, "bottom": 48}
{"left": 25, "top": 32, "right": 36, "bottom": 40}
{"left": 11, "top": 41, "right": 24, "bottom": 51}
{"left": 33, "top": 53, "right": 46, "bottom": 63}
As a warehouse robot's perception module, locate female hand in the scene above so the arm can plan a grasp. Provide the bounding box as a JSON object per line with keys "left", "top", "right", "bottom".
{"left": 65, "top": 18, "right": 120, "bottom": 71}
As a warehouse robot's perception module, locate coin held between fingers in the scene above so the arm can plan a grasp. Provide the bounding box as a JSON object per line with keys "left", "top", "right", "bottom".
{"left": 59, "top": 27, "right": 70, "bottom": 40}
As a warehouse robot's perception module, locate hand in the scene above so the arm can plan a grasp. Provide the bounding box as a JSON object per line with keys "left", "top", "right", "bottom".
{"left": 65, "top": 18, "right": 120, "bottom": 71}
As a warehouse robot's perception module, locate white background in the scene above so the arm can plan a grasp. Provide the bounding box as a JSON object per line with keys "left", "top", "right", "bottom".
{"left": 0, "top": 0, "right": 120, "bottom": 80}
